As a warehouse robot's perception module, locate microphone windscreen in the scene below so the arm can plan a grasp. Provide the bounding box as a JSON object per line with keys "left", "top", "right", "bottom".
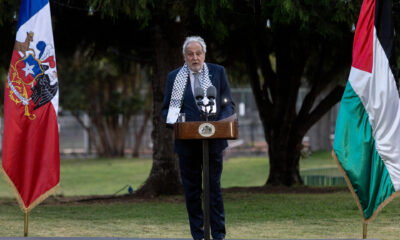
{"left": 194, "top": 87, "right": 204, "bottom": 100}
{"left": 206, "top": 86, "right": 217, "bottom": 99}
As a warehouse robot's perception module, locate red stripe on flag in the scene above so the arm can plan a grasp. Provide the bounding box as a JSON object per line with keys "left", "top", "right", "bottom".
{"left": 352, "top": 0, "right": 375, "bottom": 73}
{"left": 2, "top": 91, "right": 59, "bottom": 209}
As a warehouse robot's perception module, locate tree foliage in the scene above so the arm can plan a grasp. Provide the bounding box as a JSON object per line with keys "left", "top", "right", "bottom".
{"left": 0, "top": 0, "right": 386, "bottom": 189}
{"left": 59, "top": 48, "right": 148, "bottom": 157}
{"left": 0, "top": 0, "right": 154, "bottom": 157}
{"left": 51, "top": 1, "right": 153, "bottom": 157}
{"left": 210, "top": 0, "right": 362, "bottom": 185}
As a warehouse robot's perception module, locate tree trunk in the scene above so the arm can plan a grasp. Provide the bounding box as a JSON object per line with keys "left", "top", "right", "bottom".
{"left": 72, "top": 111, "right": 130, "bottom": 158}
{"left": 132, "top": 85, "right": 152, "bottom": 157}
{"left": 265, "top": 131, "right": 304, "bottom": 186}
{"left": 132, "top": 111, "right": 151, "bottom": 157}
{"left": 135, "top": 23, "right": 184, "bottom": 196}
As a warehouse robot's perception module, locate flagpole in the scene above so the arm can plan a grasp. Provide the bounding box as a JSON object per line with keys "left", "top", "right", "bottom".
{"left": 362, "top": 222, "right": 367, "bottom": 239}
{"left": 24, "top": 212, "right": 29, "bottom": 237}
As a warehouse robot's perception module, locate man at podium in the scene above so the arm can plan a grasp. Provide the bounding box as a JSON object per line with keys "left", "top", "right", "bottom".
{"left": 162, "top": 36, "right": 235, "bottom": 240}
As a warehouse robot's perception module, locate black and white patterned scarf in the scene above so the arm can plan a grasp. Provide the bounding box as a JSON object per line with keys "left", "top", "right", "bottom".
{"left": 166, "top": 63, "right": 213, "bottom": 124}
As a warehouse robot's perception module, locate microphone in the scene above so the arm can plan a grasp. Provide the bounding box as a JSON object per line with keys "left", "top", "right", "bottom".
{"left": 206, "top": 86, "right": 216, "bottom": 106}
{"left": 194, "top": 87, "right": 204, "bottom": 108}
{"left": 206, "top": 86, "right": 217, "bottom": 115}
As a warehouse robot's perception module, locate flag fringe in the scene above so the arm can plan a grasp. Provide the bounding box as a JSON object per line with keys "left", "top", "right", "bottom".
{"left": 0, "top": 167, "right": 59, "bottom": 213}
{"left": 332, "top": 151, "right": 400, "bottom": 224}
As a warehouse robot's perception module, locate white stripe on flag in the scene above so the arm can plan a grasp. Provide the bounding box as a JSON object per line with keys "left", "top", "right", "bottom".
{"left": 349, "top": 27, "right": 400, "bottom": 191}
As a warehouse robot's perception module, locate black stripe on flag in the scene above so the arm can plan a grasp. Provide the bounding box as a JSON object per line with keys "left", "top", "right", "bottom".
{"left": 375, "top": 0, "right": 399, "bottom": 88}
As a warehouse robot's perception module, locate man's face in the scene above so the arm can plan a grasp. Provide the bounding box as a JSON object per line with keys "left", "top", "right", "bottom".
{"left": 184, "top": 41, "right": 205, "bottom": 72}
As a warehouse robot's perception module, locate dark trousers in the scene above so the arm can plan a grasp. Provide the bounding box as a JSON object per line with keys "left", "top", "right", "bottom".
{"left": 178, "top": 152, "right": 226, "bottom": 240}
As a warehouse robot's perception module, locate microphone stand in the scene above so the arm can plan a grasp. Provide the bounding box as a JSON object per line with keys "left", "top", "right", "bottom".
{"left": 199, "top": 101, "right": 215, "bottom": 240}
{"left": 202, "top": 123, "right": 210, "bottom": 240}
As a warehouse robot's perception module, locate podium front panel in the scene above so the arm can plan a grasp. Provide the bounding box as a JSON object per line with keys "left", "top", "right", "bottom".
{"left": 174, "top": 121, "right": 238, "bottom": 140}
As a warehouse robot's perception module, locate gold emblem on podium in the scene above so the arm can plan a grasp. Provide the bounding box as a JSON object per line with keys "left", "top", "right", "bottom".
{"left": 198, "top": 123, "right": 216, "bottom": 137}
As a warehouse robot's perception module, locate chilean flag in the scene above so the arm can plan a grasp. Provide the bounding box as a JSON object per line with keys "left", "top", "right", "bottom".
{"left": 333, "top": 0, "right": 400, "bottom": 222}
{"left": 1, "top": 0, "right": 59, "bottom": 212}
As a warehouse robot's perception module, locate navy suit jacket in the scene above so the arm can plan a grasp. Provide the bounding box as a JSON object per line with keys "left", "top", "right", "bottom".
{"left": 162, "top": 63, "right": 236, "bottom": 156}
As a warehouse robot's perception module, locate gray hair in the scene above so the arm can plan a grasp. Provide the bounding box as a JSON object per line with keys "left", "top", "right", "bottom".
{"left": 182, "top": 36, "right": 207, "bottom": 55}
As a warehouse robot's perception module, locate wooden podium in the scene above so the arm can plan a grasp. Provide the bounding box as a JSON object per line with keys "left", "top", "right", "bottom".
{"left": 174, "top": 118, "right": 238, "bottom": 240}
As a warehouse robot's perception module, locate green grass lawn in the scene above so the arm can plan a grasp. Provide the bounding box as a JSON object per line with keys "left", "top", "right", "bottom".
{"left": 300, "top": 150, "right": 339, "bottom": 171}
{"left": 2, "top": 151, "right": 399, "bottom": 239}
{"left": 1, "top": 192, "right": 400, "bottom": 239}
{"left": 0, "top": 150, "right": 336, "bottom": 197}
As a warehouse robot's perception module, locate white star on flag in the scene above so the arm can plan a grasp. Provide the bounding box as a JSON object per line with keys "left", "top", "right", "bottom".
{"left": 22, "top": 63, "right": 34, "bottom": 77}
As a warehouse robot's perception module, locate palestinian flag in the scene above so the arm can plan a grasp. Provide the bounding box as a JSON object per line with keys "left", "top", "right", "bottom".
{"left": 333, "top": 0, "right": 400, "bottom": 222}
{"left": 1, "top": 0, "right": 59, "bottom": 213}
